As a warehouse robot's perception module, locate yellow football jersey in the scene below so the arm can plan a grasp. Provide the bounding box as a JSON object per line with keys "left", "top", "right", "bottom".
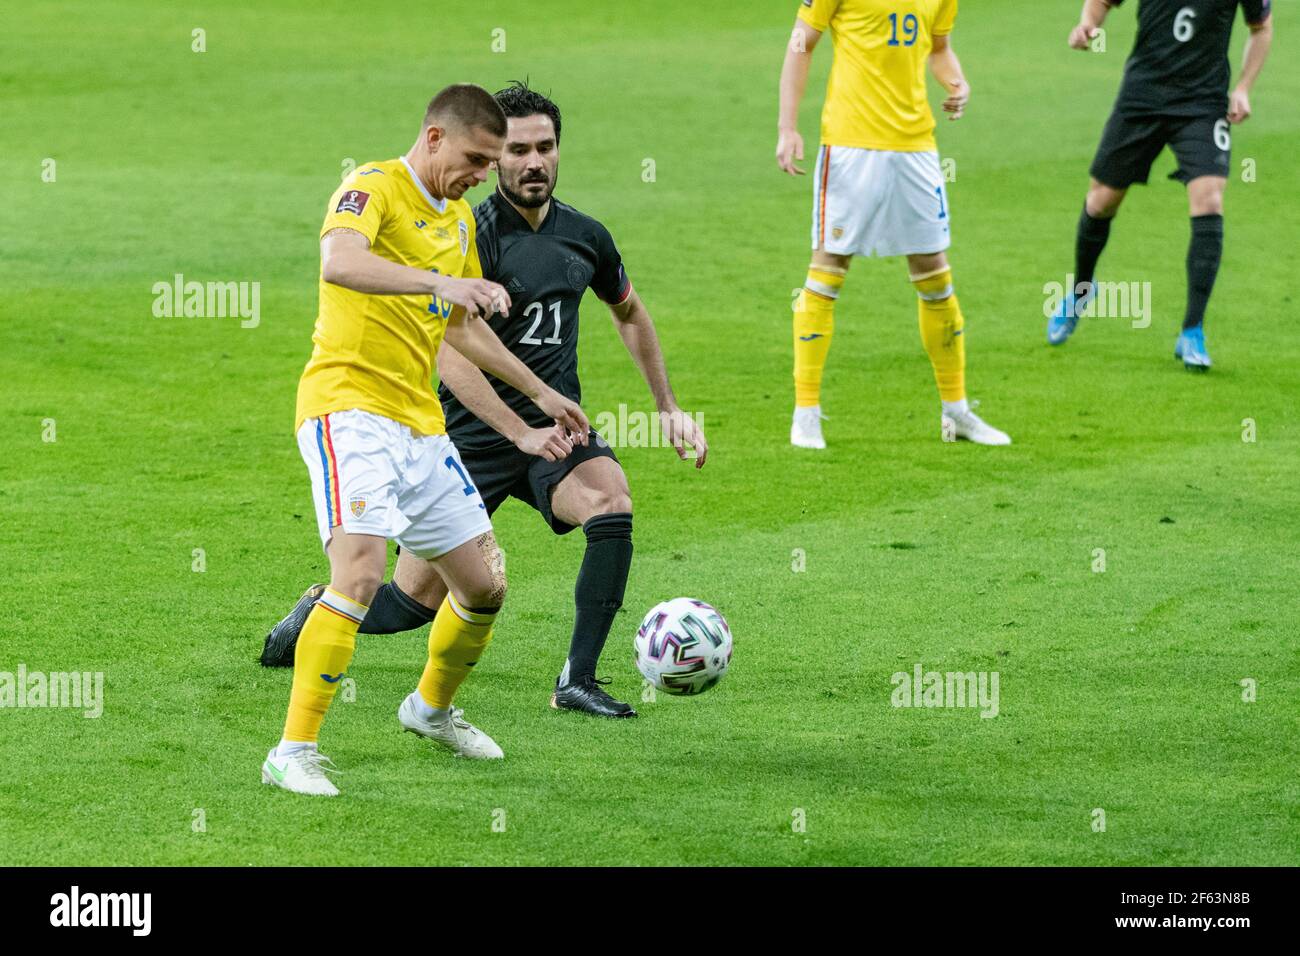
{"left": 798, "top": 0, "right": 957, "bottom": 151}
{"left": 295, "top": 157, "right": 482, "bottom": 436}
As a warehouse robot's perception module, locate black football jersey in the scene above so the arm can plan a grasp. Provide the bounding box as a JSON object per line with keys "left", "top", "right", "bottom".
{"left": 439, "top": 190, "right": 631, "bottom": 451}
{"left": 1110, "top": 0, "right": 1271, "bottom": 116}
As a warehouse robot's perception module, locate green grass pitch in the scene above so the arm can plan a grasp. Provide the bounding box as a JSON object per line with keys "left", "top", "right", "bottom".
{"left": 3, "top": 0, "right": 1297, "bottom": 866}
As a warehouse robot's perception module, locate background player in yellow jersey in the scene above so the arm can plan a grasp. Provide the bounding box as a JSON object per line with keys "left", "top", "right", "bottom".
{"left": 777, "top": 0, "right": 1011, "bottom": 448}
{"left": 263, "top": 84, "right": 588, "bottom": 797}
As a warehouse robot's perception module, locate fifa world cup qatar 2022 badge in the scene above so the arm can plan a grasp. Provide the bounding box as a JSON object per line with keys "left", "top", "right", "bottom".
{"left": 336, "top": 190, "right": 370, "bottom": 216}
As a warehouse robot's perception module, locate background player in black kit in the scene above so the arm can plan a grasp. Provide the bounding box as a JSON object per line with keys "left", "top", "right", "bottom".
{"left": 262, "top": 82, "right": 709, "bottom": 719}
{"left": 1046, "top": 0, "right": 1273, "bottom": 369}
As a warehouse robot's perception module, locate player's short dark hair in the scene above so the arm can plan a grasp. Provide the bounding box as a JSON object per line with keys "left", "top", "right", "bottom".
{"left": 424, "top": 83, "right": 507, "bottom": 138}
{"left": 494, "top": 80, "right": 562, "bottom": 143}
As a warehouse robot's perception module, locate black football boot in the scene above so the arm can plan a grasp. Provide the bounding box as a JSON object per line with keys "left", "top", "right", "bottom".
{"left": 551, "top": 675, "right": 638, "bottom": 718}
{"left": 259, "top": 584, "right": 326, "bottom": 667}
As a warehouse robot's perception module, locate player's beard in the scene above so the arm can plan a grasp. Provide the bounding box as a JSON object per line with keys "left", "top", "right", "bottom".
{"left": 499, "top": 169, "right": 555, "bottom": 209}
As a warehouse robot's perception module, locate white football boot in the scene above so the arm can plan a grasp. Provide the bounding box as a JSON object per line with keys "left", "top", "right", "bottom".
{"left": 398, "top": 695, "right": 504, "bottom": 759}
{"left": 791, "top": 405, "right": 827, "bottom": 449}
{"left": 941, "top": 405, "right": 1012, "bottom": 446}
{"left": 261, "top": 747, "right": 340, "bottom": 797}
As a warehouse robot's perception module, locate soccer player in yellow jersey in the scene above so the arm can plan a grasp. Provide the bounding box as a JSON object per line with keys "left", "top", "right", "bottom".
{"left": 262, "top": 84, "right": 589, "bottom": 797}
{"left": 777, "top": 0, "right": 1011, "bottom": 448}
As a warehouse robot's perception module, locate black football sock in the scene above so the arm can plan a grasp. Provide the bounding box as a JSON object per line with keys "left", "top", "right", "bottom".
{"left": 1183, "top": 214, "right": 1223, "bottom": 331}
{"left": 358, "top": 581, "right": 437, "bottom": 635}
{"left": 1074, "top": 203, "right": 1114, "bottom": 299}
{"left": 562, "top": 512, "right": 633, "bottom": 684}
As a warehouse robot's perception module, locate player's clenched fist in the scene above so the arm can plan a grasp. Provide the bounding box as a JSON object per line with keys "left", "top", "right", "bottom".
{"left": 433, "top": 275, "right": 512, "bottom": 318}
{"left": 776, "top": 127, "right": 805, "bottom": 176}
{"left": 1069, "top": 24, "right": 1100, "bottom": 50}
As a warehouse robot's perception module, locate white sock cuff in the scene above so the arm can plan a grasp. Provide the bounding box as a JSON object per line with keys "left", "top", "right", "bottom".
{"left": 276, "top": 740, "right": 318, "bottom": 757}
{"left": 804, "top": 278, "right": 841, "bottom": 300}
{"left": 320, "top": 588, "right": 368, "bottom": 624}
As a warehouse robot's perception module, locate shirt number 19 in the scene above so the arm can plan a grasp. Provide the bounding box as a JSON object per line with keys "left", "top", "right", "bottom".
{"left": 887, "top": 12, "right": 920, "bottom": 47}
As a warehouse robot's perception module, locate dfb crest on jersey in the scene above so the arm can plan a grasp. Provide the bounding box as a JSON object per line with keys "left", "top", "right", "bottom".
{"left": 565, "top": 256, "right": 592, "bottom": 291}
{"left": 458, "top": 220, "right": 469, "bottom": 257}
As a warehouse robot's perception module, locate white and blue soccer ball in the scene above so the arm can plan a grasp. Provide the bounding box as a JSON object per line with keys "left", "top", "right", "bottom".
{"left": 634, "top": 598, "right": 732, "bottom": 696}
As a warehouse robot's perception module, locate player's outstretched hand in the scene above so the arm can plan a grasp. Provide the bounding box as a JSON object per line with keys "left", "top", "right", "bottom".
{"left": 1228, "top": 87, "right": 1252, "bottom": 124}
{"left": 1069, "top": 23, "right": 1100, "bottom": 50}
{"left": 776, "top": 127, "right": 805, "bottom": 176}
{"left": 659, "top": 408, "right": 708, "bottom": 469}
{"left": 515, "top": 424, "right": 573, "bottom": 462}
{"left": 433, "top": 276, "right": 512, "bottom": 319}
{"left": 942, "top": 80, "right": 969, "bottom": 121}
{"left": 535, "top": 388, "right": 589, "bottom": 443}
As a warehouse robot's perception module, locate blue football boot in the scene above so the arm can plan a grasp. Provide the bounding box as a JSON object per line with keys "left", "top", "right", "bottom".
{"left": 1047, "top": 291, "right": 1087, "bottom": 346}
{"left": 1174, "top": 326, "right": 1212, "bottom": 371}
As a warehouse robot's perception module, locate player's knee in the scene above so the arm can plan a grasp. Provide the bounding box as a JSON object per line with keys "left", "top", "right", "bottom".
{"left": 812, "top": 250, "right": 851, "bottom": 273}
{"left": 336, "top": 567, "right": 383, "bottom": 605}
{"left": 406, "top": 574, "right": 448, "bottom": 610}
{"left": 907, "top": 252, "right": 947, "bottom": 277}
{"left": 1191, "top": 193, "right": 1224, "bottom": 216}
{"left": 591, "top": 491, "right": 632, "bottom": 515}
{"left": 1086, "top": 186, "right": 1123, "bottom": 219}
{"left": 459, "top": 574, "right": 506, "bottom": 612}
{"left": 460, "top": 553, "right": 507, "bottom": 610}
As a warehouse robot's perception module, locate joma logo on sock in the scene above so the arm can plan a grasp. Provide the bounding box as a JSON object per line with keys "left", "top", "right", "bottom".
{"left": 890, "top": 664, "right": 999, "bottom": 718}
{"left": 0, "top": 665, "right": 103, "bottom": 718}
{"left": 50, "top": 886, "right": 151, "bottom": 936}
{"left": 1043, "top": 274, "right": 1152, "bottom": 329}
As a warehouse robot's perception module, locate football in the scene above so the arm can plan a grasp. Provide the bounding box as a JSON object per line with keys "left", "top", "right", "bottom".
{"left": 633, "top": 598, "right": 733, "bottom": 695}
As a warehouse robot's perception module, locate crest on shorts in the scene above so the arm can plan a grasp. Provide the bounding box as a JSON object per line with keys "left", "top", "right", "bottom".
{"left": 458, "top": 220, "right": 469, "bottom": 256}
{"left": 349, "top": 496, "right": 367, "bottom": 518}
{"left": 832, "top": 227, "right": 844, "bottom": 239}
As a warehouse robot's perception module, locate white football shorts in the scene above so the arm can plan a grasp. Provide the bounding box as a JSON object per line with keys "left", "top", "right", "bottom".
{"left": 297, "top": 408, "right": 492, "bottom": 560}
{"left": 811, "top": 146, "right": 951, "bottom": 258}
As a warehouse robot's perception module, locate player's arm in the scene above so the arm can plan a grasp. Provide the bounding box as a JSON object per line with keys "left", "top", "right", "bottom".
{"left": 441, "top": 313, "right": 589, "bottom": 444}
{"left": 436, "top": 343, "right": 576, "bottom": 462}
{"left": 320, "top": 228, "right": 510, "bottom": 317}
{"left": 608, "top": 289, "right": 708, "bottom": 468}
{"left": 1069, "top": 0, "right": 1113, "bottom": 50}
{"left": 776, "top": 19, "right": 823, "bottom": 176}
{"left": 1229, "top": 11, "right": 1273, "bottom": 124}
{"left": 928, "top": 33, "right": 969, "bottom": 121}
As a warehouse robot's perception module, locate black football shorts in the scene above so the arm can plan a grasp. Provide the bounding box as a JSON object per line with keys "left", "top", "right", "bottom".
{"left": 1090, "top": 111, "right": 1232, "bottom": 188}
{"left": 458, "top": 429, "right": 620, "bottom": 534}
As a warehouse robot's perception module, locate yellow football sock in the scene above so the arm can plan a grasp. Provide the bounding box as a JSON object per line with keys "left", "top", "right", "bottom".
{"left": 793, "top": 264, "right": 845, "bottom": 408}
{"left": 282, "top": 587, "right": 366, "bottom": 743}
{"left": 417, "top": 594, "right": 498, "bottom": 710}
{"left": 912, "top": 267, "right": 966, "bottom": 403}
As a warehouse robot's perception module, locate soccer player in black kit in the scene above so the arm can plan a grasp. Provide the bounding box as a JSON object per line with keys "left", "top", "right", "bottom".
{"left": 262, "top": 82, "right": 709, "bottom": 720}
{"left": 1046, "top": 0, "right": 1273, "bottom": 369}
